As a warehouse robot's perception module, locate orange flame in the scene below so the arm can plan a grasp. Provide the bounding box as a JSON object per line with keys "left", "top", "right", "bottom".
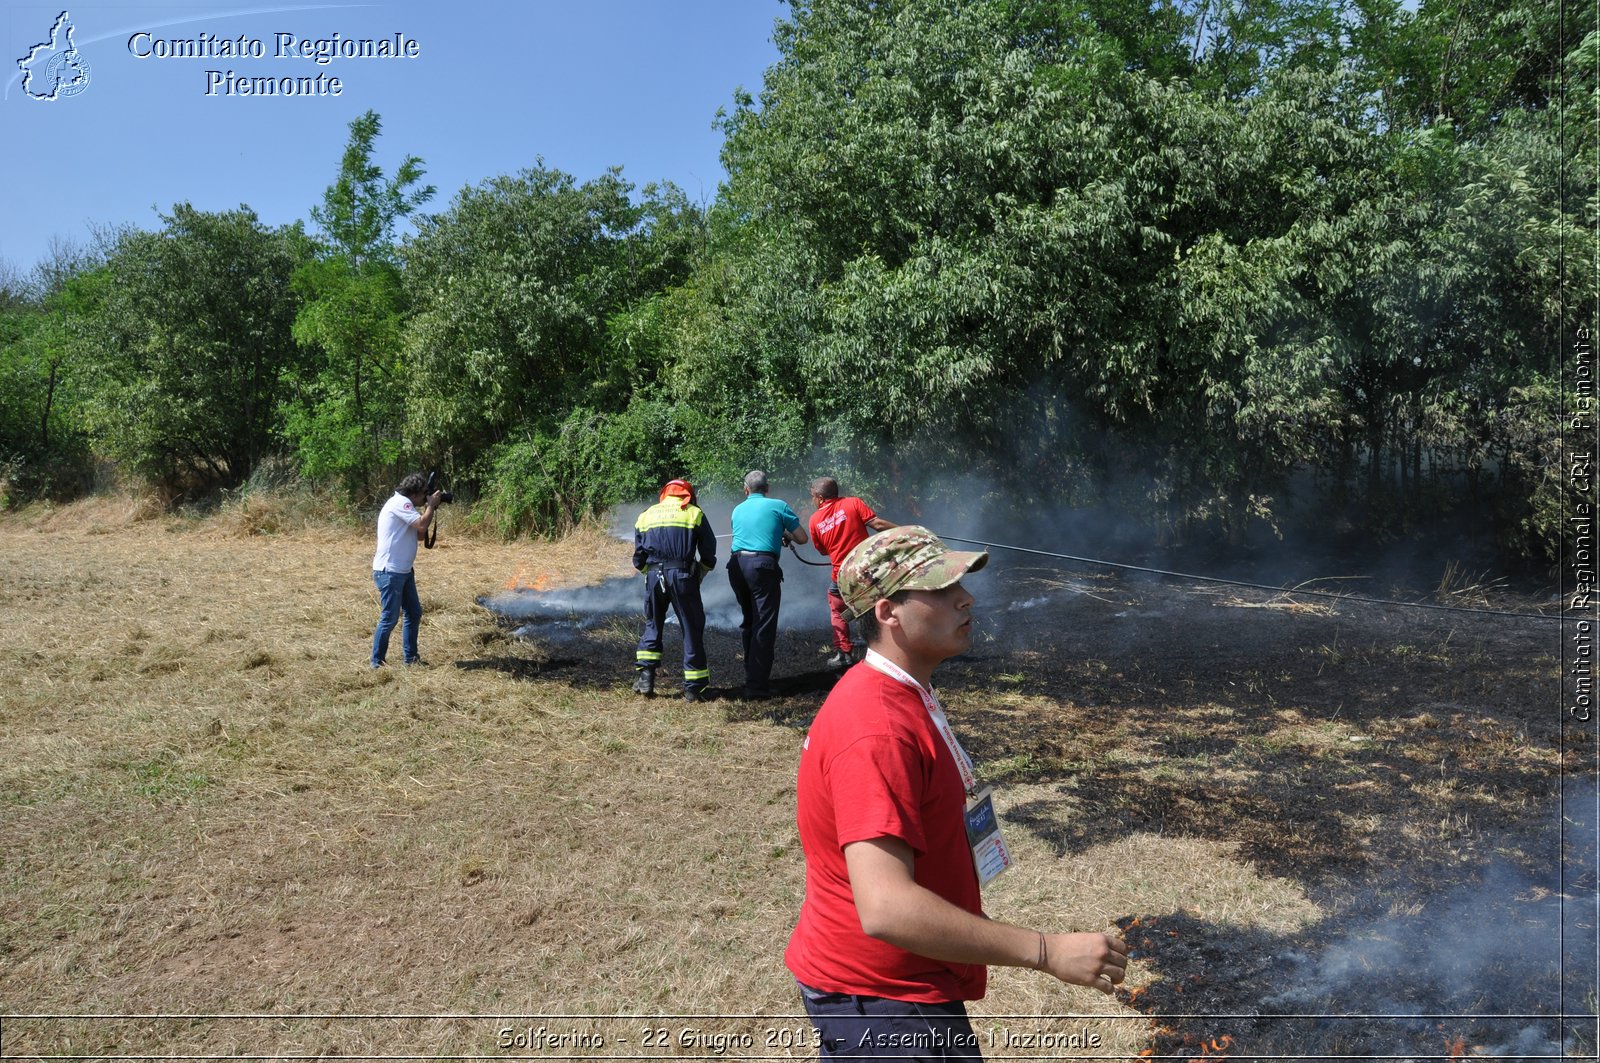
{"left": 505, "top": 565, "right": 554, "bottom": 592}
{"left": 1190, "top": 1034, "right": 1232, "bottom": 1059}
{"left": 1445, "top": 1034, "right": 1468, "bottom": 1060}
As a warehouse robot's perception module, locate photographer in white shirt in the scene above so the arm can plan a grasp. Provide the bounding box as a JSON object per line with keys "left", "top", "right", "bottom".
{"left": 370, "top": 472, "right": 443, "bottom": 668}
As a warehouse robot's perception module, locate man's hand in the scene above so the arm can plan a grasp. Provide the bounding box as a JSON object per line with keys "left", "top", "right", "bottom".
{"left": 427, "top": 490, "right": 444, "bottom": 508}
{"left": 1041, "top": 932, "right": 1128, "bottom": 995}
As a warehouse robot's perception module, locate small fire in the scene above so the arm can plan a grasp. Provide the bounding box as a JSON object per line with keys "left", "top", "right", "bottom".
{"left": 1444, "top": 1033, "right": 1468, "bottom": 1060}
{"left": 1161, "top": 1032, "right": 1235, "bottom": 1061}
{"left": 505, "top": 565, "right": 554, "bottom": 592}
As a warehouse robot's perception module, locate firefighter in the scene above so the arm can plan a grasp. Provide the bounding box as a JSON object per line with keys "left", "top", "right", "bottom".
{"left": 632, "top": 478, "right": 717, "bottom": 701}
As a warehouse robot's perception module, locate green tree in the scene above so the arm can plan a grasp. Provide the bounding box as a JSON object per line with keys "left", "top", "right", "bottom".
{"left": 83, "top": 206, "right": 311, "bottom": 493}
{"left": 400, "top": 166, "right": 702, "bottom": 465}
{"left": 711, "top": 0, "right": 1114, "bottom": 451}
{"left": 685, "top": 0, "right": 1588, "bottom": 559}
{"left": 0, "top": 242, "right": 104, "bottom": 500}
{"left": 286, "top": 110, "right": 435, "bottom": 494}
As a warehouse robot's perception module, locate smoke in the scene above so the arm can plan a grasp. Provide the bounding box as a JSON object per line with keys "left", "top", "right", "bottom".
{"left": 1004, "top": 595, "right": 1049, "bottom": 610}
{"left": 1265, "top": 870, "right": 1565, "bottom": 1048}
{"left": 486, "top": 488, "right": 840, "bottom": 639}
{"left": 476, "top": 470, "right": 1586, "bottom": 1059}
{"left": 792, "top": 404, "right": 1544, "bottom": 598}
{"left": 614, "top": 436, "right": 1518, "bottom": 611}
{"left": 522, "top": 471, "right": 1409, "bottom": 663}
{"left": 486, "top": 474, "right": 1162, "bottom": 647}
{"left": 484, "top": 565, "right": 837, "bottom": 637}
{"left": 1250, "top": 776, "right": 1597, "bottom": 1058}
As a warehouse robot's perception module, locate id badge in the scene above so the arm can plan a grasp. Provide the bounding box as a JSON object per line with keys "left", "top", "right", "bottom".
{"left": 963, "top": 786, "right": 1014, "bottom": 887}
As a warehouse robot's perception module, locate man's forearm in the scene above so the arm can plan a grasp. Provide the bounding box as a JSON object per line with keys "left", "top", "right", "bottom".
{"left": 845, "top": 837, "right": 1126, "bottom": 992}
{"left": 848, "top": 838, "right": 1035, "bottom": 968}
{"left": 857, "top": 877, "right": 1038, "bottom": 969}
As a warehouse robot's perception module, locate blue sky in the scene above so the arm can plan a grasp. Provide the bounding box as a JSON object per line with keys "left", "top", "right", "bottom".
{"left": 1, "top": 1, "right": 785, "bottom": 272}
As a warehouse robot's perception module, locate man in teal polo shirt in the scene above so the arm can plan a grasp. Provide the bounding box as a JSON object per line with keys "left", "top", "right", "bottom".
{"left": 728, "top": 470, "right": 808, "bottom": 700}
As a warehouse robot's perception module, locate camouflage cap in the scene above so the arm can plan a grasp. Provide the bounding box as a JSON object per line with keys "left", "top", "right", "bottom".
{"left": 836, "top": 525, "right": 988, "bottom": 619}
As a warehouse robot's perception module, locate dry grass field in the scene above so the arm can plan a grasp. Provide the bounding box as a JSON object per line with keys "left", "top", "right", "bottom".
{"left": 0, "top": 496, "right": 1585, "bottom": 1061}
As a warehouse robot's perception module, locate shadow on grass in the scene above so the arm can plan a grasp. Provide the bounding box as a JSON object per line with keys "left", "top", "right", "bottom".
{"left": 716, "top": 668, "right": 841, "bottom": 729}
{"left": 967, "top": 662, "right": 1568, "bottom": 886}
{"left": 453, "top": 655, "right": 583, "bottom": 680}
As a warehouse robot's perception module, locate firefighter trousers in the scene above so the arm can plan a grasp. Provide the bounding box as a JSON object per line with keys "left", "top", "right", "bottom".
{"left": 636, "top": 566, "right": 709, "bottom": 693}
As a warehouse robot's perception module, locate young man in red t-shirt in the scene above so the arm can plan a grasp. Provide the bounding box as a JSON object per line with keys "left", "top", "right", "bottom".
{"left": 786, "top": 527, "right": 1128, "bottom": 1060}
{"left": 807, "top": 477, "right": 897, "bottom": 668}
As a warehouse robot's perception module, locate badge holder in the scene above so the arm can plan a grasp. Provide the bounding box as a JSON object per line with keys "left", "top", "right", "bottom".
{"left": 964, "top": 786, "right": 1013, "bottom": 886}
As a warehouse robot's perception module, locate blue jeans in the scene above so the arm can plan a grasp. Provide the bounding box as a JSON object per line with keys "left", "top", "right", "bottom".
{"left": 372, "top": 569, "right": 422, "bottom": 666}
{"left": 800, "top": 984, "right": 982, "bottom": 1061}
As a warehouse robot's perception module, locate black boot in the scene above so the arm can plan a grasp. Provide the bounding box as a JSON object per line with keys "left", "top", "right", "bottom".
{"left": 632, "top": 666, "right": 656, "bottom": 696}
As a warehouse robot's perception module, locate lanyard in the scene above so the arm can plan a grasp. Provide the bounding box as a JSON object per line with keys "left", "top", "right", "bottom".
{"left": 863, "top": 649, "right": 979, "bottom": 796}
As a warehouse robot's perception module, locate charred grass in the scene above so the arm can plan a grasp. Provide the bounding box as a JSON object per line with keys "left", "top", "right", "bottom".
{"left": 0, "top": 501, "right": 1580, "bottom": 1059}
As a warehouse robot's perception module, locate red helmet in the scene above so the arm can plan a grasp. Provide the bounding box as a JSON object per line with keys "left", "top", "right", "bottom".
{"left": 659, "top": 479, "right": 696, "bottom": 509}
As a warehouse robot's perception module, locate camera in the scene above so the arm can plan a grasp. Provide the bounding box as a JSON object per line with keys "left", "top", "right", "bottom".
{"left": 426, "top": 469, "right": 454, "bottom": 505}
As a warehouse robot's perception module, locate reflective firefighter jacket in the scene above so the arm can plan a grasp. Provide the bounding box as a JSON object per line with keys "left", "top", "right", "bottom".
{"left": 633, "top": 499, "right": 717, "bottom": 574}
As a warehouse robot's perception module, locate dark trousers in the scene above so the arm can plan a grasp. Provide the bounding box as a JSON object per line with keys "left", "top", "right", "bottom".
{"left": 636, "top": 567, "right": 709, "bottom": 691}
{"left": 800, "top": 984, "right": 982, "bottom": 1061}
{"left": 728, "top": 552, "right": 782, "bottom": 692}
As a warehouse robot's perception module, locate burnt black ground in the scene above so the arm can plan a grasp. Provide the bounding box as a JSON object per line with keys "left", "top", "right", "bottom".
{"left": 472, "top": 558, "right": 1592, "bottom": 1060}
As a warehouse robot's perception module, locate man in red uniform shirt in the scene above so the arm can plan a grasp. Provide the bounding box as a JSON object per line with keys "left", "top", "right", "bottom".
{"left": 786, "top": 527, "right": 1128, "bottom": 1060}
{"left": 807, "top": 476, "right": 897, "bottom": 668}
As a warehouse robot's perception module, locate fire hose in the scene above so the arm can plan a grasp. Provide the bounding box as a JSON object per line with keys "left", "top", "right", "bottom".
{"left": 930, "top": 534, "right": 1562, "bottom": 624}
{"left": 786, "top": 541, "right": 831, "bottom": 567}
{"left": 725, "top": 532, "right": 1558, "bottom": 621}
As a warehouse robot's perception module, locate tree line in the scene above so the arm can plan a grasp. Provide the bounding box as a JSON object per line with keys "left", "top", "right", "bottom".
{"left": 1, "top": 0, "right": 1592, "bottom": 563}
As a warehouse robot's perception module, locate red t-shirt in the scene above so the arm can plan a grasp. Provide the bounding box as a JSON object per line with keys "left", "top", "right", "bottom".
{"left": 784, "top": 665, "right": 986, "bottom": 1002}
{"left": 808, "top": 497, "right": 878, "bottom": 580}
